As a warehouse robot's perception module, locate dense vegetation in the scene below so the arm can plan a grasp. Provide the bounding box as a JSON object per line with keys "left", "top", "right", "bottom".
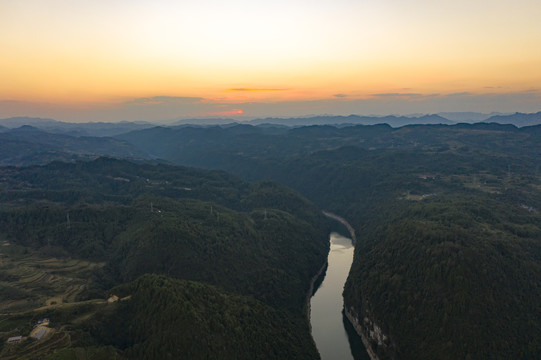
{"left": 88, "top": 274, "right": 319, "bottom": 359}
{"left": 117, "top": 122, "right": 541, "bottom": 358}
{"left": 0, "top": 158, "right": 328, "bottom": 358}
{"left": 2, "top": 122, "right": 541, "bottom": 358}
{"left": 0, "top": 126, "right": 149, "bottom": 166}
{"left": 345, "top": 196, "right": 541, "bottom": 359}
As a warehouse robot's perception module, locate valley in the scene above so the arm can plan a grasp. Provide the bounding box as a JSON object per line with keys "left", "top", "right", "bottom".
{"left": 0, "top": 121, "right": 540, "bottom": 359}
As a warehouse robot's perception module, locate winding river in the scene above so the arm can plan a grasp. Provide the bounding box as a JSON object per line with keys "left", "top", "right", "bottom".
{"left": 310, "top": 232, "right": 370, "bottom": 360}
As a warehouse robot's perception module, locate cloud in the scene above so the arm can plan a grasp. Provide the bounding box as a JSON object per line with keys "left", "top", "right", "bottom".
{"left": 239, "top": 91, "right": 541, "bottom": 118}
{"left": 371, "top": 93, "right": 440, "bottom": 99}
{"left": 200, "top": 109, "right": 244, "bottom": 117}
{"left": 224, "top": 88, "right": 289, "bottom": 92}
{"left": 333, "top": 94, "right": 348, "bottom": 98}
{"left": 126, "top": 96, "right": 204, "bottom": 105}
{"left": 371, "top": 93, "right": 424, "bottom": 98}
{"left": 2, "top": 91, "right": 540, "bottom": 123}
{"left": 520, "top": 88, "right": 540, "bottom": 93}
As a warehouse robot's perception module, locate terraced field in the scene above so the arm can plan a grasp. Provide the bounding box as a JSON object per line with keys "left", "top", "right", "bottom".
{"left": 0, "top": 245, "right": 103, "bottom": 313}
{"left": 0, "top": 245, "right": 107, "bottom": 358}
{"left": 1, "top": 327, "right": 71, "bottom": 360}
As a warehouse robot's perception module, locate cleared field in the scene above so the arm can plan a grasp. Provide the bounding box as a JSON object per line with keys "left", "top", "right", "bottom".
{"left": 2, "top": 328, "right": 71, "bottom": 360}
{"left": 403, "top": 193, "right": 436, "bottom": 201}
{"left": 0, "top": 247, "right": 104, "bottom": 314}
{"left": 0, "top": 247, "right": 109, "bottom": 359}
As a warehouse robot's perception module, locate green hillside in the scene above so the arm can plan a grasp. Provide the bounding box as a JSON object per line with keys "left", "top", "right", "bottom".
{"left": 87, "top": 274, "right": 319, "bottom": 359}
{"left": 344, "top": 196, "right": 541, "bottom": 359}
{"left": 0, "top": 158, "right": 328, "bottom": 358}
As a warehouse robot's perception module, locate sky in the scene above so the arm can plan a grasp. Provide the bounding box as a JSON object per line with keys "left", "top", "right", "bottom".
{"left": 1, "top": 0, "right": 541, "bottom": 122}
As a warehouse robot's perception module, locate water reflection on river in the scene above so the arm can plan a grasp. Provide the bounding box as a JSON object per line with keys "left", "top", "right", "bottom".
{"left": 310, "top": 232, "right": 370, "bottom": 360}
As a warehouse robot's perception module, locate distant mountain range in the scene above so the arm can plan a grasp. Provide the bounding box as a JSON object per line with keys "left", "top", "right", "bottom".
{"left": 0, "top": 125, "right": 149, "bottom": 166}
{"left": 0, "top": 117, "right": 155, "bottom": 136}
{"left": 169, "top": 118, "right": 240, "bottom": 126}
{"left": 1, "top": 111, "right": 540, "bottom": 134}
{"left": 437, "top": 112, "right": 510, "bottom": 122}
{"left": 247, "top": 112, "right": 541, "bottom": 127}
{"left": 248, "top": 114, "right": 454, "bottom": 127}
{"left": 480, "top": 111, "right": 541, "bottom": 127}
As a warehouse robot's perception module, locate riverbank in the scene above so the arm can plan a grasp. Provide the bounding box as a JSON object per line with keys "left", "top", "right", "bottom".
{"left": 306, "top": 258, "right": 329, "bottom": 332}
{"left": 344, "top": 307, "right": 380, "bottom": 360}
{"left": 322, "top": 211, "right": 357, "bottom": 245}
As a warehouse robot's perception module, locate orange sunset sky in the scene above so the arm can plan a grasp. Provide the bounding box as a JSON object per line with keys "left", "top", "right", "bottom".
{"left": 1, "top": 0, "right": 541, "bottom": 122}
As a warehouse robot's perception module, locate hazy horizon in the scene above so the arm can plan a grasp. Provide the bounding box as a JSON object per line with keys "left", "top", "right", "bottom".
{"left": 0, "top": 109, "right": 527, "bottom": 126}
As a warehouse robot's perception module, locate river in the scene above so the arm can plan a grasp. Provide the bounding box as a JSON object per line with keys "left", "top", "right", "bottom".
{"left": 310, "top": 232, "right": 371, "bottom": 360}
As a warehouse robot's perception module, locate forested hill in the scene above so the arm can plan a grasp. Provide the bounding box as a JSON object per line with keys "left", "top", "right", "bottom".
{"left": 0, "top": 126, "right": 150, "bottom": 166}
{"left": 87, "top": 274, "right": 320, "bottom": 359}
{"left": 344, "top": 194, "right": 541, "bottom": 359}
{"left": 0, "top": 158, "right": 328, "bottom": 359}
{"left": 116, "top": 122, "right": 541, "bottom": 171}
